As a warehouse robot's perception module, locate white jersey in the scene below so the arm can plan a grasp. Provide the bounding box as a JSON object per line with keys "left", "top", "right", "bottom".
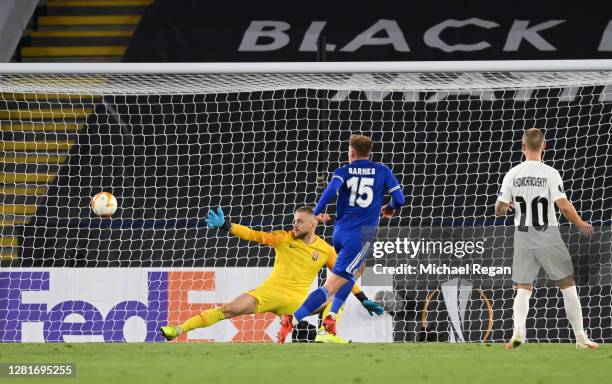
{"left": 497, "top": 160, "right": 568, "bottom": 248}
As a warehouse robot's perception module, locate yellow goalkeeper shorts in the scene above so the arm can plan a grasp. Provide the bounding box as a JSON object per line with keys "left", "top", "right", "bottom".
{"left": 245, "top": 284, "right": 307, "bottom": 316}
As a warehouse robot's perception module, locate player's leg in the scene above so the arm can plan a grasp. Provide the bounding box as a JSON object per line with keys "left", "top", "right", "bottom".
{"left": 277, "top": 271, "right": 350, "bottom": 342}
{"left": 309, "top": 239, "right": 367, "bottom": 335}
{"left": 277, "top": 235, "right": 366, "bottom": 342}
{"left": 321, "top": 273, "right": 353, "bottom": 334}
{"left": 556, "top": 275, "right": 596, "bottom": 348}
{"left": 160, "top": 293, "right": 257, "bottom": 341}
{"left": 276, "top": 294, "right": 349, "bottom": 343}
{"left": 507, "top": 282, "right": 533, "bottom": 349}
{"left": 325, "top": 235, "right": 369, "bottom": 327}
{"left": 506, "top": 249, "right": 539, "bottom": 349}
{"left": 289, "top": 273, "right": 346, "bottom": 324}
{"left": 286, "top": 236, "right": 353, "bottom": 325}
{"left": 314, "top": 301, "right": 349, "bottom": 343}
{"left": 273, "top": 294, "right": 346, "bottom": 343}
{"left": 539, "top": 245, "right": 598, "bottom": 349}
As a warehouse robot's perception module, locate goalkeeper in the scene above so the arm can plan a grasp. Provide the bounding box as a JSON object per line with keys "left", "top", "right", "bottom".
{"left": 159, "top": 206, "right": 383, "bottom": 343}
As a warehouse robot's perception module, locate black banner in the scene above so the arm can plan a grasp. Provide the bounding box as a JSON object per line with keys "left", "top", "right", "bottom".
{"left": 125, "top": 0, "right": 612, "bottom": 62}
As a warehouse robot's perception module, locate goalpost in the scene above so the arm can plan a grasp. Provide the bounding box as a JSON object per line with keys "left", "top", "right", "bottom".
{"left": 0, "top": 61, "right": 610, "bottom": 343}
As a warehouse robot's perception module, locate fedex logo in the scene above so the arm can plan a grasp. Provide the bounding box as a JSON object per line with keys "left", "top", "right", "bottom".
{"left": 0, "top": 268, "right": 292, "bottom": 343}
{"left": 0, "top": 271, "right": 168, "bottom": 343}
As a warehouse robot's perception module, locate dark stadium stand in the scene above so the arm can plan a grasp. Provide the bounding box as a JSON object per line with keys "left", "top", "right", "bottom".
{"left": 20, "top": 0, "right": 152, "bottom": 62}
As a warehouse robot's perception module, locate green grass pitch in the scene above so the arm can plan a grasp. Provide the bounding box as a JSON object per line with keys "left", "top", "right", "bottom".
{"left": 2, "top": 343, "right": 610, "bottom": 384}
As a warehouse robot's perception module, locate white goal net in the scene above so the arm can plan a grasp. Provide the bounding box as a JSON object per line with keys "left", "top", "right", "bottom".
{"left": 0, "top": 63, "right": 610, "bottom": 343}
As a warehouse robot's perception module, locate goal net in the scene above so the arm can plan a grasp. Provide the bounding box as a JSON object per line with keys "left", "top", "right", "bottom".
{"left": 0, "top": 63, "right": 610, "bottom": 343}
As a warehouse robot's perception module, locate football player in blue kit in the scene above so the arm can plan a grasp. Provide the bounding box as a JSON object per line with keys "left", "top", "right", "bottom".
{"left": 277, "top": 134, "right": 406, "bottom": 342}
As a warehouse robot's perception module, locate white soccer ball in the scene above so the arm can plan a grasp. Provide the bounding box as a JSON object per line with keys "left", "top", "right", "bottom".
{"left": 91, "top": 192, "right": 118, "bottom": 217}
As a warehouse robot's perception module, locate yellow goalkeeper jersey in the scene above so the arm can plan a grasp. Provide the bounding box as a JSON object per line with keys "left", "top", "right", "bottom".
{"left": 230, "top": 223, "right": 362, "bottom": 295}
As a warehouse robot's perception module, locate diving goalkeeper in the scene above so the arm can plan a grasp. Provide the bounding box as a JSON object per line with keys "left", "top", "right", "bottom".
{"left": 159, "top": 206, "right": 383, "bottom": 343}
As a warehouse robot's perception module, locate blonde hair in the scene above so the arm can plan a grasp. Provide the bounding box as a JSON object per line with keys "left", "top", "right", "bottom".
{"left": 295, "top": 206, "right": 314, "bottom": 215}
{"left": 349, "top": 134, "right": 373, "bottom": 157}
{"left": 522, "top": 128, "right": 545, "bottom": 151}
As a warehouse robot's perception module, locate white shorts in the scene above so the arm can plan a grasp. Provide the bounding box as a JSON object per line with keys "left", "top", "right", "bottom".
{"left": 512, "top": 244, "right": 574, "bottom": 283}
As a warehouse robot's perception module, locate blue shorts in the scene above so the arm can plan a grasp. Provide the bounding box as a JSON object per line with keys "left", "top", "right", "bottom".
{"left": 331, "top": 230, "right": 372, "bottom": 281}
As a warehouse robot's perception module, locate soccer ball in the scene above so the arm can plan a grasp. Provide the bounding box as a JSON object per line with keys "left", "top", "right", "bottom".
{"left": 91, "top": 192, "right": 118, "bottom": 217}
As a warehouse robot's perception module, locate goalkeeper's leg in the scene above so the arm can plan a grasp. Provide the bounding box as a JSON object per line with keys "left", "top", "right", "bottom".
{"left": 160, "top": 293, "right": 256, "bottom": 340}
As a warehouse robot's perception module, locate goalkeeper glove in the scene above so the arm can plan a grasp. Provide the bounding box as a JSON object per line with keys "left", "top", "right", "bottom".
{"left": 362, "top": 300, "right": 384, "bottom": 316}
{"left": 206, "top": 207, "right": 231, "bottom": 231}
{"left": 355, "top": 291, "right": 384, "bottom": 316}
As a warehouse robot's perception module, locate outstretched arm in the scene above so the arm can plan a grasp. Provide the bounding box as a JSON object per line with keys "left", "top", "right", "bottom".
{"left": 206, "top": 207, "right": 286, "bottom": 247}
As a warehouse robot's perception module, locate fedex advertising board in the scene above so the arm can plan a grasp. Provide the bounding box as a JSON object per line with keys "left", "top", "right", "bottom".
{"left": 0, "top": 269, "right": 392, "bottom": 343}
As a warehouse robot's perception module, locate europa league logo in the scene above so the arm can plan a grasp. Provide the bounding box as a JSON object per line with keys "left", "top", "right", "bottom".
{"left": 422, "top": 278, "right": 494, "bottom": 342}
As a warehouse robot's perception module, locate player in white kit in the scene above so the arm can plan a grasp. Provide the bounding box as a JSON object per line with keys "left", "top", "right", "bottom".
{"left": 495, "top": 128, "right": 598, "bottom": 350}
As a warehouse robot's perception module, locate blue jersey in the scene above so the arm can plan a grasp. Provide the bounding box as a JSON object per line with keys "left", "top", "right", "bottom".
{"left": 331, "top": 159, "right": 401, "bottom": 232}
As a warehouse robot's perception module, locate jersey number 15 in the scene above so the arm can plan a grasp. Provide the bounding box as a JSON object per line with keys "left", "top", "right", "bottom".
{"left": 347, "top": 177, "right": 374, "bottom": 208}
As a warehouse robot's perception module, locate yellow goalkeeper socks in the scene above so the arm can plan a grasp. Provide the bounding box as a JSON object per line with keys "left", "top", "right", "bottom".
{"left": 179, "top": 307, "right": 225, "bottom": 333}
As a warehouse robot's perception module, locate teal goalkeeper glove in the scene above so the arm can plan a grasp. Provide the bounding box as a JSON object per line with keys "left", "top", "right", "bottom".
{"left": 206, "top": 207, "right": 231, "bottom": 231}
{"left": 362, "top": 299, "right": 384, "bottom": 316}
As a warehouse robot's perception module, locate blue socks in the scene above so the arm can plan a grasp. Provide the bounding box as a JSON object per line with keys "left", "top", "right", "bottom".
{"left": 293, "top": 279, "right": 356, "bottom": 322}
{"left": 294, "top": 287, "right": 330, "bottom": 321}
{"left": 330, "top": 279, "right": 355, "bottom": 314}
